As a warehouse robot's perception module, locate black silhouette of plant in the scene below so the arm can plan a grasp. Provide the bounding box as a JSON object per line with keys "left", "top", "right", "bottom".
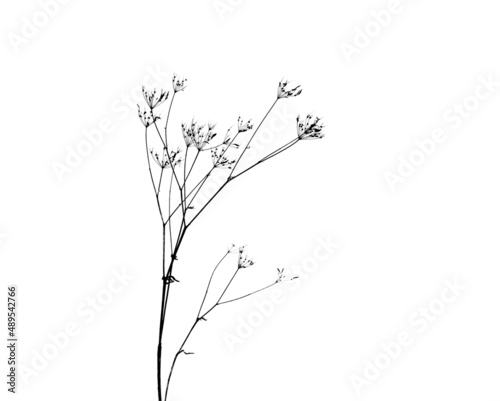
{"left": 138, "top": 76, "right": 324, "bottom": 401}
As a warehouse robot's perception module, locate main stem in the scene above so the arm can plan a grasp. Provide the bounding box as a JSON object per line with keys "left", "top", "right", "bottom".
{"left": 157, "top": 225, "right": 167, "bottom": 401}
{"left": 158, "top": 223, "right": 187, "bottom": 401}
{"left": 164, "top": 319, "right": 196, "bottom": 399}
{"left": 157, "top": 230, "right": 178, "bottom": 401}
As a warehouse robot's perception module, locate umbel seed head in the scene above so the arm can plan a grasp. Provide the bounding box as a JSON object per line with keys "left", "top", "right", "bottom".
{"left": 296, "top": 114, "right": 325, "bottom": 140}
{"left": 173, "top": 74, "right": 187, "bottom": 92}
{"left": 277, "top": 79, "right": 302, "bottom": 99}
{"left": 238, "top": 247, "right": 255, "bottom": 269}
{"left": 142, "top": 86, "right": 169, "bottom": 109}
{"left": 138, "top": 106, "right": 160, "bottom": 127}
{"left": 237, "top": 117, "right": 253, "bottom": 133}
{"left": 182, "top": 119, "right": 217, "bottom": 151}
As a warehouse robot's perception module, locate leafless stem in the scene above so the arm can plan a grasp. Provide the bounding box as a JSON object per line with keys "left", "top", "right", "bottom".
{"left": 230, "top": 98, "right": 279, "bottom": 177}
{"left": 139, "top": 79, "right": 324, "bottom": 401}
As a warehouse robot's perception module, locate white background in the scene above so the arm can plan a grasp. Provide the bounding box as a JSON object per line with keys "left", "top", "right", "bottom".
{"left": 1, "top": 0, "right": 500, "bottom": 400}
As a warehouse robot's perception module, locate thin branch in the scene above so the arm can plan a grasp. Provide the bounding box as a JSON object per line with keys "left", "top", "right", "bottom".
{"left": 157, "top": 165, "right": 165, "bottom": 195}
{"left": 216, "top": 269, "right": 239, "bottom": 305}
{"left": 219, "top": 280, "right": 285, "bottom": 305}
{"left": 145, "top": 128, "right": 158, "bottom": 195}
{"left": 164, "top": 260, "right": 295, "bottom": 400}
{"left": 183, "top": 147, "right": 189, "bottom": 184}
{"left": 164, "top": 172, "right": 210, "bottom": 226}
{"left": 186, "top": 180, "right": 229, "bottom": 228}
{"left": 164, "top": 92, "right": 176, "bottom": 146}
{"left": 187, "top": 138, "right": 298, "bottom": 228}
{"left": 145, "top": 128, "right": 165, "bottom": 224}
{"left": 152, "top": 120, "right": 184, "bottom": 194}
{"left": 197, "top": 249, "right": 233, "bottom": 318}
{"left": 185, "top": 149, "right": 200, "bottom": 183}
{"left": 230, "top": 98, "right": 279, "bottom": 177}
{"left": 149, "top": 114, "right": 166, "bottom": 148}
{"left": 167, "top": 170, "right": 174, "bottom": 251}
{"left": 232, "top": 138, "right": 299, "bottom": 180}
{"left": 184, "top": 174, "right": 210, "bottom": 212}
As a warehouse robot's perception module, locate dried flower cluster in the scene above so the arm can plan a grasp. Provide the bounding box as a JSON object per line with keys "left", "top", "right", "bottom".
{"left": 172, "top": 74, "right": 187, "bottom": 92}
{"left": 276, "top": 267, "right": 298, "bottom": 283}
{"left": 277, "top": 79, "right": 302, "bottom": 99}
{"left": 182, "top": 120, "right": 217, "bottom": 151}
{"left": 238, "top": 246, "right": 255, "bottom": 269}
{"left": 150, "top": 148, "right": 182, "bottom": 169}
{"left": 297, "top": 114, "right": 325, "bottom": 140}
{"left": 211, "top": 147, "right": 235, "bottom": 169}
{"left": 138, "top": 106, "right": 160, "bottom": 127}
{"left": 143, "top": 87, "right": 169, "bottom": 109}
{"left": 237, "top": 117, "right": 253, "bottom": 133}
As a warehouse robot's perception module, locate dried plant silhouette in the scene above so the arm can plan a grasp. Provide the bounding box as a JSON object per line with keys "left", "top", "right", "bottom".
{"left": 138, "top": 75, "right": 325, "bottom": 401}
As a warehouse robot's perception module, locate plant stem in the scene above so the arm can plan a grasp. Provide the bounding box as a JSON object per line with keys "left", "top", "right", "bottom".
{"left": 145, "top": 88, "right": 308, "bottom": 401}
{"left": 157, "top": 227, "right": 166, "bottom": 401}
{"left": 163, "top": 257, "right": 291, "bottom": 401}
{"left": 230, "top": 98, "right": 279, "bottom": 177}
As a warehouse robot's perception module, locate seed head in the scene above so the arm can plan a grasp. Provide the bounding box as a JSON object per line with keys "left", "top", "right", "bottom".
{"left": 172, "top": 74, "right": 187, "bottom": 92}
{"left": 238, "top": 247, "right": 255, "bottom": 269}
{"left": 277, "top": 79, "right": 302, "bottom": 99}
{"left": 296, "top": 114, "right": 325, "bottom": 140}
{"left": 211, "top": 146, "right": 235, "bottom": 169}
{"left": 138, "top": 106, "right": 160, "bottom": 127}
{"left": 142, "top": 86, "right": 169, "bottom": 109}
{"left": 237, "top": 117, "right": 253, "bottom": 133}
{"left": 182, "top": 119, "right": 217, "bottom": 151}
{"left": 275, "top": 268, "right": 297, "bottom": 283}
{"left": 222, "top": 128, "right": 240, "bottom": 149}
{"left": 149, "top": 147, "right": 182, "bottom": 169}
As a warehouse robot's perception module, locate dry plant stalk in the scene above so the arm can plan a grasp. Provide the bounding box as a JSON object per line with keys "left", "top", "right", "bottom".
{"left": 138, "top": 75, "right": 325, "bottom": 401}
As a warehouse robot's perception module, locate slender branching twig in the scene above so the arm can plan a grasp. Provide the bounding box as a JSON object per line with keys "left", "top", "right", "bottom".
{"left": 138, "top": 76, "right": 324, "bottom": 401}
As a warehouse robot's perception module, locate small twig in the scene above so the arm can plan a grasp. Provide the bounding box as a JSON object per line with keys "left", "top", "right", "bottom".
{"left": 230, "top": 98, "right": 279, "bottom": 177}
{"left": 197, "top": 248, "right": 233, "bottom": 318}
{"left": 218, "top": 278, "right": 296, "bottom": 305}
{"left": 232, "top": 138, "right": 300, "bottom": 180}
